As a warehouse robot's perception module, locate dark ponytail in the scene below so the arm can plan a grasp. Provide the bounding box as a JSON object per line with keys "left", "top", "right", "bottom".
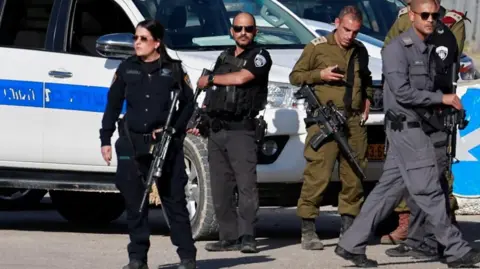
{"left": 136, "top": 19, "right": 179, "bottom": 63}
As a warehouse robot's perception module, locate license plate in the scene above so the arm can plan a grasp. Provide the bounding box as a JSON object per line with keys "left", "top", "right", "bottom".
{"left": 367, "top": 144, "right": 385, "bottom": 161}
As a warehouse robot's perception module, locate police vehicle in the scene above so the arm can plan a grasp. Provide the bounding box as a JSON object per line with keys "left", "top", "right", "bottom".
{"left": 0, "top": 0, "right": 457, "bottom": 240}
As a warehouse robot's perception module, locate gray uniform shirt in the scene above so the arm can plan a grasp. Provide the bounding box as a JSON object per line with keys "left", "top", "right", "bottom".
{"left": 382, "top": 27, "right": 444, "bottom": 121}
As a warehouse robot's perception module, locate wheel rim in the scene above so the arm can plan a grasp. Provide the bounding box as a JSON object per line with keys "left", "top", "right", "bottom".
{"left": 0, "top": 188, "right": 34, "bottom": 201}
{"left": 184, "top": 155, "right": 199, "bottom": 221}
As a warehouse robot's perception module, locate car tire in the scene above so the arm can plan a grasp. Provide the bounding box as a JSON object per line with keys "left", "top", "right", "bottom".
{"left": 184, "top": 135, "right": 219, "bottom": 240}
{"left": 0, "top": 188, "right": 47, "bottom": 209}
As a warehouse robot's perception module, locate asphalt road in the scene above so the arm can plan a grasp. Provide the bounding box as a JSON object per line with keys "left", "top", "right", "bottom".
{"left": 1, "top": 202, "right": 480, "bottom": 269}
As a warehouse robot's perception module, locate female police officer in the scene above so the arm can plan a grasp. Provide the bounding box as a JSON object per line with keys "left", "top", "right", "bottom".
{"left": 99, "top": 19, "right": 197, "bottom": 269}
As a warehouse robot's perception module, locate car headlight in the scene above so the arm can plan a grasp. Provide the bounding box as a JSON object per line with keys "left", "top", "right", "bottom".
{"left": 266, "top": 82, "right": 302, "bottom": 108}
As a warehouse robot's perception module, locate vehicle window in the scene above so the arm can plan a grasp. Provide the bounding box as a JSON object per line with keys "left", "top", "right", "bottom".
{"left": 0, "top": 0, "right": 54, "bottom": 50}
{"left": 67, "top": 0, "right": 135, "bottom": 56}
{"left": 132, "top": 0, "right": 316, "bottom": 51}
{"left": 277, "top": 0, "right": 406, "bottom": 41}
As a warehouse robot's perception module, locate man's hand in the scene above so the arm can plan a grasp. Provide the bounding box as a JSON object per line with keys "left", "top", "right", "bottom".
{"left": 101, "top": 146, "right": 112, "bottom": 166}
{"left": 320, "top": 65, "right": 344, "bottom": 82}
{"left": 152, "top": 128, "right": 163, "bottom": 140}
{"left": 187, "top": 128, "right": 201, "bottom": 136}
{"left": 197, "top": 75, "right": 209, "bottom": 89}
{"left": 442, "top": 94, "right": 463, "bottom": 110}
{"left": 361, "top": 98, "right": 371, "bottom": 126}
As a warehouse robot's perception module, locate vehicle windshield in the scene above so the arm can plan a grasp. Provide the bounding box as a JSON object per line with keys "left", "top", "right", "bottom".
{"left": 132, "top": 0, "right": 316, "bottom": 51}
{"left": 277, "top": 0, "right": 406, "bottom": 41}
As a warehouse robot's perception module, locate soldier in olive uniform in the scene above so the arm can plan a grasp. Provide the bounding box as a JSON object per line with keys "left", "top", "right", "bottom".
{"left": 289, "top": 5, "right": 372, "bottom": 250}
{"left": 380, "top": 0, "right": 469, "bottom": 245}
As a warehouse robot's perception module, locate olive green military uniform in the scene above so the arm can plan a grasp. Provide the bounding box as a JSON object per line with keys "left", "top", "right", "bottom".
{"left": 383, "top": 6, "right": 467, "bottom": 216}
{"left": 290, "top": 33, "right": 371, "bottom": 219}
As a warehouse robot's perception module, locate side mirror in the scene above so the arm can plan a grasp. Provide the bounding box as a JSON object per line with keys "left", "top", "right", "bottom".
{"left": 96, "top": 33, "right": 135, "bottom": 59}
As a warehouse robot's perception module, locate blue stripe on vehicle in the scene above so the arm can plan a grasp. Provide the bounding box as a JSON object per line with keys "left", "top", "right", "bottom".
{"left": 0, "top": 78, "right": 126, "bottom": 113}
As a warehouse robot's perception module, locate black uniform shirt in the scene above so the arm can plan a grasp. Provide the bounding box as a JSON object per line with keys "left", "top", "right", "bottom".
{"left": 100, "top": 55, "right": 194, "bottom": 146}
{"left": 428, "top": 21, "right": 459, "bottom": 93}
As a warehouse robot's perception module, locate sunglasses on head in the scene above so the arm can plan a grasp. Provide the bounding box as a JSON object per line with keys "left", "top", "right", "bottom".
{"left": 133, "top": 35, "right": 149, "bottom": 42}
{"left": 413, "top": 11, "right": 440, "bottom": 20}
{"left": 232, "top": 25, "right": 255, "bottom": 33}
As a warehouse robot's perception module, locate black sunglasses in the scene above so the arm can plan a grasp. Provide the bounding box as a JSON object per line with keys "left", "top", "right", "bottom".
{"left": 232, "top": 25, "right": 255, "bottom": 33}
{"left": 413, "top": 11, "right": 440, "bottom": 21}
{"left": 133, "top": 35, "right": 149, "bottom": 42}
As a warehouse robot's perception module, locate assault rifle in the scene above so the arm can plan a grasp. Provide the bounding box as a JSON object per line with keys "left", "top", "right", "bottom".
{"left": 138, "top": 89, "right": 181, "bottom": 227}
{"left": 445, "top": 62, "right": 468, "bottom": 177}
{"left": 294, "top": 84, "right": 367, "bottom": 180}
{"left": 186, "top": 68, "right": 212, "bottom": 133}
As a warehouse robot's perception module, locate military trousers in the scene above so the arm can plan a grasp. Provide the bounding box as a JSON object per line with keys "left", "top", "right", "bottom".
{"left": 297, "top": 114, "right": 367, "bottom": 218}
{"left": 338, "top": 124, "right": 471, "bottom": 262}
{"left": 208, "top": 128, "right": 259, "bottom": 241}
{"left": 114, "top": 134, "right": 197, "bottom": 263}
{"left": 403, "top": 131, "right": 457, "bottom": 249}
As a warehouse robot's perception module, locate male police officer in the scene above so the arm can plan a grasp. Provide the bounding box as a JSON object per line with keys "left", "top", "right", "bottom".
{"left": 384, "top": 0, "right": 468, "bottom": 53}
{"left": 381, "top": 0, "right": 467, "bottom": 245}
{"left": 335, "top": 1, "right": 480, "bottom": 267}
{"left": 289, "top": 5, "right": 372, "bottom": 250}
{"left": 384, "top": 5, "right": 462, "bottom": 260}
{"left": 192, "top": 12, "right": 272, "bottom": 253}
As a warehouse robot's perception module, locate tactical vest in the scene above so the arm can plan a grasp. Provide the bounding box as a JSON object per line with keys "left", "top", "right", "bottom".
{"left": 205, "top": 49, "right": 267, "bottom": 118}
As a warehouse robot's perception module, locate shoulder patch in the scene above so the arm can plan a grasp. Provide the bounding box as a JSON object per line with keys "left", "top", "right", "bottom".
{"left": 183, "top": 73, "right": 192, "bottom": 88}
{"left": 398, "top": 7, "right": 408, "bottom": 18}
{"left": 310, "top": 36, "right": 327, "bottom": 46}
{"left": 401, "top": 36, "right": 413, "bottom": 46}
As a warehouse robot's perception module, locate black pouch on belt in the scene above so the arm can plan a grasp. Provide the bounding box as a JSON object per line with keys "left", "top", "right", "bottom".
{"left": 254, "top": 116, "right": 267, "bottom": 144}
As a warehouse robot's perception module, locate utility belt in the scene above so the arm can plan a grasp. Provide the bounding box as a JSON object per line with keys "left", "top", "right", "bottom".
{"left": 384, "top": 109, "right": 421, "bottom": 132}
{"left": 207, "top": 114, "right": 267, "bottom": 144}
{"left": 413, "top": 106, "right": 445, "bottom": 134}
{"left": 209, "top": 117, "right": 256, "bottom": 133}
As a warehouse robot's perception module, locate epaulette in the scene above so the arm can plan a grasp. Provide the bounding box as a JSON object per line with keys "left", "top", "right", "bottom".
{"left": 401, "top": 36, "right": 413, "bottom": 46}
{"left": 442, "top": 10, "right": 471, "bottom": 26}
{"left": 310, "top": 36, "right": 327, "bottom": 46}
{"left": 398, "top": 7, "right": 408, "bottom": 18}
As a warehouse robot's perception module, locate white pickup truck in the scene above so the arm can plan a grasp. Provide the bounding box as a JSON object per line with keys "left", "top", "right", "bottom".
{"left": 0, "top": 0, "right": 394, "bottom": 239}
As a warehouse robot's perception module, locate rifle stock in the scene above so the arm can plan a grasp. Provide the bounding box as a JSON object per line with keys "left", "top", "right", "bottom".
{"left": 294, "top": 85, "right": 367, "bottom": 180}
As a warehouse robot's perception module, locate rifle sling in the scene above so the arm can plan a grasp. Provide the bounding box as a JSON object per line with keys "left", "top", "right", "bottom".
{"left": 343, "top": 49, "right": 357, "bottom": 111}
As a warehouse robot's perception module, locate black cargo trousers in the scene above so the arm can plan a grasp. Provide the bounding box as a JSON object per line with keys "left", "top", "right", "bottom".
{"left": 114, "top": 132, "right": 197, "bottom": 263}
{"left": 207, "top": 118, "right": 260, "bottom": 241}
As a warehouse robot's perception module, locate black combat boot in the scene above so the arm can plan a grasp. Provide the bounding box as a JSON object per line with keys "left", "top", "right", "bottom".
{"left": 335, "top": 245, "right": 378, "bottom": 268}
{"left": 122, "top": 260, "right": 148, "bottom": 269}
{"left": 300, "top": 218, "right": 324, "bottom": 250}
{"left": 339, "top": 214, "right": 355, "bottom": 238}
{"left": 177, "top": 259, "right": 196, "bottom": 269}
{"left": 447, "top": 249, "right": 480, "bottom": 268}
{"left": 204, "top": 239, "right": 241, "bottom": 252}
{"left": 240, "top": 235, "right": 259, "bottom": 253}
{"left": 385, "top": 243, "right": 438, "bottom": 259}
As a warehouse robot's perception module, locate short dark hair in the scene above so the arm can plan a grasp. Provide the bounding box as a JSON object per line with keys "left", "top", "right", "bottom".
{"left": 232, "top": 12, "right": 256, "bottom": 26}
{"left": 338, "top": 5, "right": 363, "bottom": 23}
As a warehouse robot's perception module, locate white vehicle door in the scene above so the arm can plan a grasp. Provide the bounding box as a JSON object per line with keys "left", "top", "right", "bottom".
{"left": 0, "top": 0, "right": 53, "bottom": 165}
{"left": 42, "top": 0, "right": 138, "bottom": 169}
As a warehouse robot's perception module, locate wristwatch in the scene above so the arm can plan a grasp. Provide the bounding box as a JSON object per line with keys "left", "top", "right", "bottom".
{"left": 207, "top": 73, "right": 215, "bottom": 86}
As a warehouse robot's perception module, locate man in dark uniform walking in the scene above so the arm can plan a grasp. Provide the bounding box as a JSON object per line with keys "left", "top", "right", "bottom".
{"left": 100, "top": 20, "right": 197, "bottom": 269}
{"left": 189, "top": 12, "right": 272, "bottom": 254}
